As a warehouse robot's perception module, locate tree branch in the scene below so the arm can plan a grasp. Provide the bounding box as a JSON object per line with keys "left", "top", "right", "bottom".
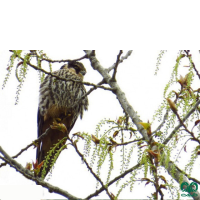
{"left": 85, "top": 163, "right": 142, "bottom": 199}
{"left": 161, "top": 155, "right": 200, "bottom": 200}
{"left": 0, "top": 128, "right": 51, "bottom": 168}
{"left": 10, "top": 50, "right": 113, "bottom": 92}
{"left": 4, "top": 50, "right": 199, "bottom": 199}
{"left": 116, "top": 138, "right": 144, "bottom": 146}
{"left": 163, "top": 99, "right": 200, "bottom": 145}
{"left": 108, "top": 50, "right": 133, "bottom": 73}
{"left": 85, "top": 50, "right": 200, "bottom": 200}
{"left": 68, "top": 137, "right": 113, "bottom": 199}
{"left": 176, "top": 113, "right": 200, "bottom": 144}
{"left": 72, "top": 79, "right": 108, "bottom": 109}
{"left": 152, "top": 110, "right": 169, "bottom": 134}
{"left": 0, "top": 146, "right": 81, "bottom": 200}
{"left": 41, "top": 54, "right": 88, "bottom": 63}
{"left": 184, "top": 50, "right": 200, "bottom": 80}
{"left": 85, "top": 50, "right": 149, "bottom": 141}
{"left": 111, "top": 50, "right": 123, "bottom": 81}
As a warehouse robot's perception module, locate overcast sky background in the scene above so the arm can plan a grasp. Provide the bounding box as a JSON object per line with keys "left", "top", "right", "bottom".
{"left": 0, "top": 50, "right": 200, "bottom": 200}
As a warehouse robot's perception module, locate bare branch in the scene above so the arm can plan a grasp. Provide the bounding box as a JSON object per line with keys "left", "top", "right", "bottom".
{"left": 191, "top": 59, "right": 200, "bottom": 79}
{"left": 68, "top": 136, "right": 113, "bottom": 199}
{"left": 85, "top": 163, "right": 142, "bottom": 199}
{"left": 184, "top": 50, "right": 200, "bottom": 80}
{"left": 111, "top": 50, "right": 123, "bottom": 81}
{"left": 108, "top": 50, "right": 133, "bottom": 73}
{"left": 76, "top": 79, "right": 107, "bottom": 103}
{"left": 10, "top": 50, "right": 113, "bottom": 92}
{"left": 116, "top": 138, "right": 144, "bottom": 146}
{"left": 0, "top": 146, "right": 81, "bottom": 200}
{"left": 176, "top": 113, "right": 200, "bottom": 144}
{"left": 85, "top": 50, "right": 149, "bottom": 141}
{"left": 0, "top": 128, "right": 51, "bottom": 168}
{"left": 152, "top": 110, "right": 169, "bottom": 134}
{"left": 41, "top": 54, "right": 88, "bottom": 63}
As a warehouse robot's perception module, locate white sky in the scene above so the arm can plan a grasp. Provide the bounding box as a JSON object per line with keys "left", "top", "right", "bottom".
{"left": 0, "top": 50, "right": 200, "bottom": 200}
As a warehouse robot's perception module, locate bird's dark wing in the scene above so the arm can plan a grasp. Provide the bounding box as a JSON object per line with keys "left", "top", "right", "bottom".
{"left": 36, "top": 107, "right": 44, "bottom": 164}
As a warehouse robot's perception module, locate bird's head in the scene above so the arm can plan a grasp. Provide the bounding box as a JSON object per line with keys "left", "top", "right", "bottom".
{"left": 61, "top": 61, "right": 86, "bottom": 79}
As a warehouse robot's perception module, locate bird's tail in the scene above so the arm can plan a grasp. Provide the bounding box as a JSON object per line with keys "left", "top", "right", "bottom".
{"left": 37, "top": 137, "right": 67, "bottom": 179}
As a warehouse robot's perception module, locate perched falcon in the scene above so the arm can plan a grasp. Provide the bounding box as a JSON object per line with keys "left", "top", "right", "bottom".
{"left": 36, "top": 61, "right": 88, "bottom": 178}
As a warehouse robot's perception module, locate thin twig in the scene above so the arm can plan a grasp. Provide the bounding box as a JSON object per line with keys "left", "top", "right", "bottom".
{"left": 33, "top": 65, "right": 112, "bottom": 91}
{"left": 164, "top": 99, "right": 200, "bottom": 145}
{"left": 0, "top": 128, "right": 51, "bottom": 168}
{"left": 72, "top": 79, "right": 107, "bottom": 108}
{"left": 116, "top": 138, "right": 144, "bottom": 146}
{"left": 68, "top": 136, "right": 113, "bottom": 199}
{"left": 184, "top": 50, "right": 200, "bottom": 79}
{"left": 85, "top": 163, "right": 142, "bottom": 199}
{"left": 108, "top": 50, "right": 133, "bottom": 73}
{"left": 153, "top": 82, "right": 186, "bottom": 135}
{"left": 152, "top": 110, "right": 169, "bottom": 134}
{"left": 10, "top": 50, "right": 113, "bottom": 91}
{"left": 176, "top": 113, "right": 200, "bottom": 144}
{"left": 15, "top": 129, "right": 51, "bottom": 162}
{"left": 41, "top": 54, "right": 88, "bottom": 63}
{"left": 193, "top": 62, "right": 200, "bottom": 79}
{"left": 111, "top": 50, "right": 123, "bottom": 81}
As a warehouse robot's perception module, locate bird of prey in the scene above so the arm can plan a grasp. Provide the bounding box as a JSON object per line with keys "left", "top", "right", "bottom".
{"left": 36, "top": 61, "right": 88, "bottom": 178}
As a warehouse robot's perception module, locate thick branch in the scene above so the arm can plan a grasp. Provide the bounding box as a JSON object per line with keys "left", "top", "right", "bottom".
{"left": 0, "top": 146, "right": 81, "bottom": 200}
{"left": 85, "top": 50, "right": 200, "bottom": 200}
{"left": 85, "top": 50, "right": 149, "bottom": 141}
{"left": 161, "top": 155, "right": 200, "bottom": 200}
{"left": 175, "top": 165, "right": 200, "bottom": 185}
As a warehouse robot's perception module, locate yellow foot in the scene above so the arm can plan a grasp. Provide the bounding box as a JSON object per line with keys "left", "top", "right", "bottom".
{"left": 50, "top": 119, "right": 67, "bottom": 133}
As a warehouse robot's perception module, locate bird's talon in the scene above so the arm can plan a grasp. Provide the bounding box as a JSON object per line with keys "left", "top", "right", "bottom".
{"left": 50, "top": 122, "right": 67, "bottom": 133}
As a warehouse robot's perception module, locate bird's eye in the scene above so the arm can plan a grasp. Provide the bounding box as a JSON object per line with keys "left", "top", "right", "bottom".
{"left": 72, "top": 66, "right": 80, "bottom": 74}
